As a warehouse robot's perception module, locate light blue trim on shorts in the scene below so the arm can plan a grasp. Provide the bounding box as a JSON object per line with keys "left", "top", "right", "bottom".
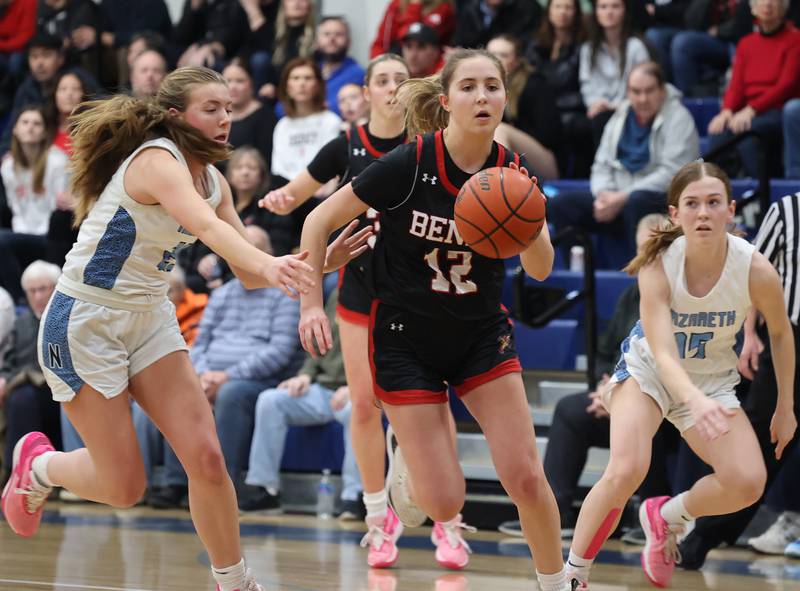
{"left": 41, "top": 291, "right": 84, "bottom": 394}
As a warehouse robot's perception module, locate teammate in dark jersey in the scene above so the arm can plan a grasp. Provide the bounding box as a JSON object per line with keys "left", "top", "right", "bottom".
{"left": 295, "top": 49, "right": 571, "bottom": 590}
{"left": 259, "top": 54, "right": 419, "bottom": 569}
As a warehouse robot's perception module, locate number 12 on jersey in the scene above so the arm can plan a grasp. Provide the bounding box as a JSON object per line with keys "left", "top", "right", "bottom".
{"left": 425, "top": 248, "right": 477, "bottom": 294}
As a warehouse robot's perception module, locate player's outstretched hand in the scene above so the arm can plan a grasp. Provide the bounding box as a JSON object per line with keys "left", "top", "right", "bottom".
{"left": 689, "top": 395, "right": 737, "bottom": 441}
{"left": 508, "top": 161, "right": 538, "bottom": 187}
{"left": 259, "top": 188, "right": 296, "bottom": 215}
{"left": 770, "top": 410, "right": 797, "bottom": 460}
{"left": 324, "top": 219, "right": 373, "bottom": 273}
{"left": 299, "top": 305, "right": 333, "bottom": 358}
{"left": 266, "top": 251, "right": 315, "bottom": 299}
{"left": 736, "top": 331, "right": 763, "bottom": 380}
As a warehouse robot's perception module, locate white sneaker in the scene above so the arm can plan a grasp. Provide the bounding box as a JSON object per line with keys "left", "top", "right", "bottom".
{"left": 748, "top": 511, "right": 800, "bottom": 555}
{"left": 385, "top": 426, "right": 428, "bottom": 527}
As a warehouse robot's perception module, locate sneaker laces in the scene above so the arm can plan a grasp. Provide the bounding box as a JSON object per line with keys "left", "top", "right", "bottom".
{"left": 661, "top": 524, "right": 683, "bottom": 565}
{"left": 360, "top": 524, "right": 392, "bottom": 551}
{"left": 442, "top": 520, "right": 477, "bottom": 553}
{"left": 15, "top": 472, "right": 51, "bottom": 514}
{"left": 243, "top": 569, "right": 264, "bottom": 591}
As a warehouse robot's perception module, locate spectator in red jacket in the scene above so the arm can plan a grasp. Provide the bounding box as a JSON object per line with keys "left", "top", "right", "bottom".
{"left": 707, "top": 0, "right": 800, "bottom": 177}
{"left": 0, "top": 0, "right": 36, "bottom": 81}
{"left": 370, "top": 0, "right": 454, "bottom": 58}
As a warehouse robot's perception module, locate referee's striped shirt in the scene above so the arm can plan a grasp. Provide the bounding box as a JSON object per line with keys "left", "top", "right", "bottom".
{"left": 754, "top": 193, "right": 800, "bottom": 326}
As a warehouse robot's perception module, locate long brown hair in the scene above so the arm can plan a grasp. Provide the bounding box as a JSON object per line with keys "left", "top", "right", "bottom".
{"left": 69, "top": 67, "right": 231, "bottom": 225}
{"left": 272, "top": 0, "right": 316, "bottom": 69}
{"left": 277, "top": 57, "right": 327, "bottom": 118}
{"left": 624, "top": 161, "right": 732, "bottom": 275}
{"left": 396, "top": 48, "right": 506, "bottom": 138}
{"left": 535, "top": 0, "right": 586, "bottom": 50}
{"left": 588, "top": 0, "right": 636, "bottom": 74}
{"left": 10, "top": 106, "right": 51, "bottom": 195}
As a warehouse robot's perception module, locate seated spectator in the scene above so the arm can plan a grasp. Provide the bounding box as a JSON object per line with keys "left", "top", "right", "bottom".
{"left": 488, "top": 34, "right": 561, "bottom": 180}
{"left": 671, "top": 0, "right": 751, "bottom": 95}
{"left": 400, "top": 22, "right": 444, "bottom": 78}
{"left": 642, "top": 0, "right": 691, "bottom": 82}
{"left": 707, "top": 0, "right": 800, "bottom": 178}
{"left": 315, "top": 17, "right": 364, "bottom": 118}
{"left": 125, "top": 30, "right": 170, "bottom": 71}
{"left": 37, "top": 0, "right": 100, "bottom": 77}
{"left": 370, "top": 0, "right": 455, "bottom": 58}
{"left": 527, "top": 0, "right": 592, "bottom": 177}
{"left": 0, "top": 288, "right": 13, "bottom": 365}
{"left": 173, "top": 0, "right": 248, "bottom": 71}
{"left": 542, "top": 215, "right": 677, "bottom": 534}
{"left": 0, "top": 106, "right": 70, "bottom": 303}
{"left": 249, "top": 0, "right": 316, "bottom": 101}
{"left": 236, "top": 0, "right": 280, "bottom": 93}
{"left": 579, "top": 0, "right": 650, "bottom": 145}
{"left": 146, "top": 226, "right": 304, "bottom": 506}
{"left": 46, "top": 69, "right": 94, "bottom": 155}
{"left": 786, "top": 99, "right": 800, "bottom": 178}
{"left": 0, "top": 0, "right": 36, "bottom": 82}
{"left": 453, "top": 0, "right": 542, "bottom": 49}
{"left": 96, "top": 0, "right": 172, "bottom": 88}
{"left": 0, "top": 261, "right": 62, "bottom": 482}
{"left": 548, "top": 62, "right": 699, "bottom": 260}
{"left": 128, "top": 49, "right": 167, "bottom": 99}
{"left": 168, "top": 265, "right": 208, "bottom": 347}
{"left": 336, "top": 82, "right": 368, "bottom": 127}
{"left": 240, "top": 289, "right": 361, "bottom": 516}
{"left": 222, "top": 58, "right": 277, "bottom": 172}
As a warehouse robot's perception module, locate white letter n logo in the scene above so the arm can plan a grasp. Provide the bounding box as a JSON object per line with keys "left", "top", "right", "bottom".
{"left": 48, "top": 343, "right": 63, "bottom": 369}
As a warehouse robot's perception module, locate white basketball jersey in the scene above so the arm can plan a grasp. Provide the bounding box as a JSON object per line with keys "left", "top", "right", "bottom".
{"left": 626, "top": 233, "right": 755, "bottom": 375}
{"left": 58, "top": 137, "right": 222, "bottom": 311}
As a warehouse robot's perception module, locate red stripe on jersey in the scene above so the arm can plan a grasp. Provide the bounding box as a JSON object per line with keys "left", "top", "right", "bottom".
{"left": 452, "top": 357, "right": 522, "bottom": 398}
{"left": 336, "top": 303, "right": 370, "bottom": 326}
{"left": 496, "top": 143, "right": 506, "bottom": 167}
{"left": 434, "top": 130, "right": 460, "bottom": 197}
{"left": 416, "top": 135, "right": 423, "bottom": 163}
{"left": 356, "top": 124, "right": 386, "bottom": 158}
{"left": 367, "top": 300, "right": 448, "bottom": 405}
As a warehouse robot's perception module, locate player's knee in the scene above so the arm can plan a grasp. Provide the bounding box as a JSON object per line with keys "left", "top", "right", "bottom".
{"left": 349, "top": 395, "right": 380, "bottom": 422}
{"left": 188, "top": 440, "right": 228, "bottom": 486}
{"left": 423, "top": 489, "right": 465, "bottom": 522}
{"left": 106, "top": 472, "right": 147, "bottom": 508}
{"left": 724, "top": 465, "right": 766, "bottom": 507}
{"left": 604, "top": 456, "right": 649, "bottom": 497}
{"left": 503, "top": 465, "right": 548, "bottom": 505}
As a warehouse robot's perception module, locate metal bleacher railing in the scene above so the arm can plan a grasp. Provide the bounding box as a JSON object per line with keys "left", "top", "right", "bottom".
{"left": 512, "top": 227, "right": 599, "bottom": 391}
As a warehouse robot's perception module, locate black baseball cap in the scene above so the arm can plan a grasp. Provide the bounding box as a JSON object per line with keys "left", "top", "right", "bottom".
{"left": 400, "top": 23, "right": 439, "bottom": 46}
{"left": 27, "top": 32, "right": 62, "bottom": 52}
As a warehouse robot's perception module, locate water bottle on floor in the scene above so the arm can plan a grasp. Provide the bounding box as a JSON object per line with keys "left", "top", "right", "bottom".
{"left": 316, "top": 469, "right": 334, "bottom": 519}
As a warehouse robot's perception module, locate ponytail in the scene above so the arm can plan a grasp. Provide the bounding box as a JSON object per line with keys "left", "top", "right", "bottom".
{"left": 623, "top": 225, "right": 682, "bottom": 275}
{"left": 396, "top": 75, "right": 448, "bottom": 138}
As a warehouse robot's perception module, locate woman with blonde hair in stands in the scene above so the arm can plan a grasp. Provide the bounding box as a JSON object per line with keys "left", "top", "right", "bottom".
{"left": 566, "top": 161, "right": 796, "bottom": 590}
{"left": 0, "top": 66, "right": 366, "bottom": 591}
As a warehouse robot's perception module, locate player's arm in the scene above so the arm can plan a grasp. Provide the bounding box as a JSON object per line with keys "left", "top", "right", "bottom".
{"left": 126, "top": 149, "right": 312, "bottom": 295}
{"left": 520, "top": 221, "right": 553, "bottom": 280}
{"left": 298, "top": 182, "right": 370, "bottom": 357}
{"left": 258, "top": 169, "right": 324, "bottom": 215}
{"left": 749, "top": 251, "right": 796, "bottom": 458}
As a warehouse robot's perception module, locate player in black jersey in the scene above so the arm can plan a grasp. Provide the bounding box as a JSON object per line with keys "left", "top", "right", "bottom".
{"left": 295, "top": 49, "right": 571, "bottom": 590}
{"left": 260, "top": 54, "right": 419, "bottom": 569}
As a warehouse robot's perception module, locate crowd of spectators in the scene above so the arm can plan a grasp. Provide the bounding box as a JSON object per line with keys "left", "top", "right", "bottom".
{"left": 0, "top": 0, "right": 799, "bottom": 562}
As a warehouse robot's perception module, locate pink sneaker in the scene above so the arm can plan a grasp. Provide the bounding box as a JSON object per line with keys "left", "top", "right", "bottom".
{"left": 640, "top": 496, "right": 681, "bottom": 588}
{"left": 361, "top": 507, "right": 404, "bottom": 568}
{"left": 1, "top": 432, "right": 54, "bottom": 538}
{"left": 431, "top": 515, "right": 476, "bottom": 570}
{"left": 215, "top": 568, "right": 264, "bottom": 590}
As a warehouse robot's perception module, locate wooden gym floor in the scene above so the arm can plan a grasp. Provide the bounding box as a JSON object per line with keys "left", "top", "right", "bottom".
{"left": 2, "top": 503, "right": 800, "bottom": 590}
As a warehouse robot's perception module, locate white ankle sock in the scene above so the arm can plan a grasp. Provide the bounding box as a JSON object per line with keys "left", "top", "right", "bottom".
{"left": 31, "top": 451, "right": 58, "bottom": 488}
{"left": 212, "top": 558, "right": 246, "bottom": 591}
{"left": 567, "top": 550, "right": 593, "bottom": 582}
{"left": 660, "top": 492, "right": 694, "bottom": 527}
{"left": 363, "top": 489, "right": 387, "bottom": 525}
{"left": 536, "top": 566, "right": 568, "bottom": 591}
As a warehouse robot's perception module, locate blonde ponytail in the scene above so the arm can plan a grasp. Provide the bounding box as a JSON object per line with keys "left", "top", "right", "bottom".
{"left": 396, "top": 75, "right": 448, "bottom": 138}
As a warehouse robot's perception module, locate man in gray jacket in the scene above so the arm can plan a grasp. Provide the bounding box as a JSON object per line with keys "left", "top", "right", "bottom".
{"left": 548, "top": 61, "right": 699, "bottom": 262}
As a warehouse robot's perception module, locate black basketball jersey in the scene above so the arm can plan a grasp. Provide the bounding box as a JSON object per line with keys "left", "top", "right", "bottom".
{"left": 308, "top": 123, "right": 406, "bottom": 272}
{"left": 351, "top": 130, "right": 524, "bottom": 320}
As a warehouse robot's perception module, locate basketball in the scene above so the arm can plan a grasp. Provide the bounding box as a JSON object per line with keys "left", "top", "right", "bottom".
{"left": 454, "top": 166, "right": 546, "bottom": 259}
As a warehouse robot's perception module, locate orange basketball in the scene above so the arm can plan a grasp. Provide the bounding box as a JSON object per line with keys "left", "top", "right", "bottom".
{"left": 454, "top": 166, "right": 546, "bottom": 259}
